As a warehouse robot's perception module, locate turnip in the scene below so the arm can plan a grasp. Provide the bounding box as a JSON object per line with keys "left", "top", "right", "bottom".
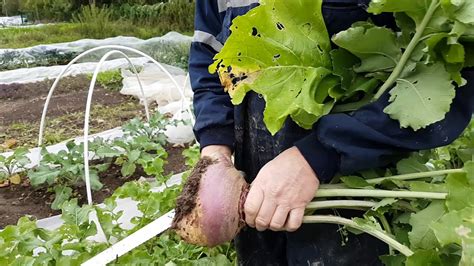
{"left": 172, "top": 154, "right": 249, "bottom": 247}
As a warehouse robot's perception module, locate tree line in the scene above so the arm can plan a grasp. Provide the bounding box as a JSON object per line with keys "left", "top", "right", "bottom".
{"left": 1, "top": 0, "right": 182, "bottom": 21}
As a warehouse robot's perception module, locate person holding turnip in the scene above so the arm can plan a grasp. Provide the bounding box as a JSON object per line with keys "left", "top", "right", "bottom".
{"left": 183, "top": 0, "right": 474, "bottom": 265}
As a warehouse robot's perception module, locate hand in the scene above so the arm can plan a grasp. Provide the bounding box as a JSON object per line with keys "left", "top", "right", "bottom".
{"left": 201, "top": 145, "right": 232, "bottom": 160}
{"left": 244, "top": 147, "right": 319, "bottom": 232}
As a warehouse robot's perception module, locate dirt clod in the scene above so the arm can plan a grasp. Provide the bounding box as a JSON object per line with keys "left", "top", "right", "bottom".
{"left": 172, "top": 156, "right": 217, "bottom": 228}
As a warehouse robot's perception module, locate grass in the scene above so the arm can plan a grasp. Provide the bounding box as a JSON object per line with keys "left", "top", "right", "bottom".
{"left": 0, "top": 22, "right": 192, "bottom": 49}
{"left": 87, "top": 69, "right": 124, "bottom": 92}
{"left": 0, "top": 101, "right": 150, "bottom": 150}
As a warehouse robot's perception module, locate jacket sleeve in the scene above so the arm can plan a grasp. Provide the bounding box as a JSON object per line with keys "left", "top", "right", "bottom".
{"left": 295, "top": 68, "right": 474, "bottom": 182}
{"left": 190, "top": 0, "right": 235, "bottom": 149}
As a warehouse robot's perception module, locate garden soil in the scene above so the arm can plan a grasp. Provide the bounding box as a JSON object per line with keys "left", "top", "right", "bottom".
{"left": 0, "top": 75, "right": 129, "bottom": 124}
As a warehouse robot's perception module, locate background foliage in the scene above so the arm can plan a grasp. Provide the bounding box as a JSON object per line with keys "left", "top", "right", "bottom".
{"left": 1, "top": 0, "right": 195, "bottom": 35}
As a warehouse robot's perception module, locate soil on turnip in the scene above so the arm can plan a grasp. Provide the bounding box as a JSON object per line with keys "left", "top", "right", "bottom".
{"left": 0, "top": 144, "right": 187, "bottom": 228}
{"left": 172, "top": 156, "right": 216, "bottom": 228}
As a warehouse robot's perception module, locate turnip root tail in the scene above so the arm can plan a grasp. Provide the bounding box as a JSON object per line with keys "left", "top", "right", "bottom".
{"left": 172, "top": 154, "right": 249, "bottom": 247}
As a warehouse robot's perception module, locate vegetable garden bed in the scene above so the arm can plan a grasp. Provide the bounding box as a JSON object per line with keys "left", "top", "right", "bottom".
{"left": 0, "top": 74, "right": 148, "bottom": 149}
{"left": 0, "top": 143, "right": 187, "bottom": 228}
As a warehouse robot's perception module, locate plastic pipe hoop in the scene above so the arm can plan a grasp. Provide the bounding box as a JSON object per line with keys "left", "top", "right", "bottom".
{"left": 84, "top": 50, "right": 149, "bottom": 205}
{"left": 37, "top": 45, "right": 196, "bottom": 204}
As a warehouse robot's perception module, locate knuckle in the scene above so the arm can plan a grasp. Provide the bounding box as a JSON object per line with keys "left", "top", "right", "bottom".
{"left": 287, "top": 219, "right": 303, "bottom": 232}
{"left": 270, "top": 221, "right": 284, "bottom": 230}
{"left": 286, "top": 224, "right": 300, "bottom": 232}
{"left": 278, "top": 204, "right": 291, "bottom": 212}
{"left": 244, "top": 203, "right": 258, "bottom": 216}
{"left": 269, "top": 186, "right": 283, "bottom": 198}
{"left": 255, "top": 216, "right": 270, "bottom": 227}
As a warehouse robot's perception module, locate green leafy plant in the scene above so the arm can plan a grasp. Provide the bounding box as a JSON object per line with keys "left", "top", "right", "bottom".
{"left": 109, "top": 135, "right": 168, "bottom": 180}
{"left": 0, "top": 180, "right": 235, "bottom": 265}
{"left": 122, "top": 112, "right": 173, "bottom": 145}
{"left": 72, "top": 5, "right": 114, "bottom": 39}
{"left": 0, "top": 147, "right": 30, "bottom": 182}
{"left": 210, "top": 0, "right": 474, "bottom": 134}
{"left": 25, "top": 111, "right": 174, "bottom": 209}
{"left": 182, "top": 143, "right": 200, "bottom": 168}
{"left": 27, "top": 140, "right": 108, "bottom": 209}
{"left": 88, "top": 69, "right": 123, "bottom": 91}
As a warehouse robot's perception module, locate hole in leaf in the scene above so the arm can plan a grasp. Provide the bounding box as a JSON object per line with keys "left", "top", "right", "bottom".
{"left": 276, "top": 22, "right": 285, "bottom": 30}
{"left": 316, "top": 45, "right": 323, "bottom": 53}
{"left": 252, "top": 27, "right": 258, "bottom": 36}
{"left": 232, "top": 74, "right": 248, "bottom": 86}
{"left": 302, "top": 22, "right": 312, "bottom": 35}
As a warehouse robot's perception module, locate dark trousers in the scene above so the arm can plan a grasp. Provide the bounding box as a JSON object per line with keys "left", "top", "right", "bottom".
{"left": 234, "top": 213, "right": 388, "bottom": 266}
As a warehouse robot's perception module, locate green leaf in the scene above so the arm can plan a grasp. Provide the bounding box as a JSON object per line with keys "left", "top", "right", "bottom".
{"left": 340, "top": 176, "right": 373, "bottom": 188}
{"left": 464, "top": 161, "right": 474, "bottom": 185}
{"left": 407, "top": 181, "right": 448, "bottom": 193}
{"left": 396, "top": 154, "right": 430, "bottom": 174}
{"left": 332, "top": 23, "right": 401, "bottom": 73}
{"left": 243, "top": 66, "right": 336, "bottom": 134}
{"left": 371, "top": 198, "right": 398, "bottom": 213}
{"left": 368, "top": 0, "right": 428, "bottom": 14}
{"left": 51, "top": 185, "right": 73, "bottom": 210}
{"left": 384, "top": 62, "right": 456, "bottom": 131}
{"left": 460, "top": 236, "right": 474, "bottom": 266}
{"left": 330, "top": 48, "right": 360, "bottom": 91}
{"left": 369, "top": 0, "right": 449, "bottom": 34}
{"left": 431, "top": 207, "right": 474, "bottom": 246}
{"left": 121, "top": 161, "right": 136, "bottom": 177}
{"left": 128, "top": 150, "right": 141, "bottom": 163}
{"left": 210, "top": 0, "right": 332, "bottom": 135}
{"left": 406, "top": 249, "right": 443, "bottom": 266}
{"left": 395, "top": 12, "right": 417, "bottom": 48}
{"left": 409, "top": 200, "right": 446, "bottom": 250}
{"left": 88, "top": 171, "right": 103, "bottom": 191}
{"left": 380, "top": 255, "right": 406, "bottom": 266}
{"left": 144, "top": 156, "right": 165, "bottom": 176}
{"left": 441, "top": 0, "right": 474, "bottom": 25}
{"left": 28, "top": 167, "right": 60, "bottom": 186}
{"left": 424, "top": 32, "right": 466, "bottom": 85}
{"left": 95, "top": 146, "right": 121, "bottom": 158}
{"left": 446, "top": 172, "right": 474, "bottom": 211}
{"left": 60, "top": 199, "right": 94, "bottom": 226}
{"left": 13, "top": 147, "right": 29, "bottom": 158}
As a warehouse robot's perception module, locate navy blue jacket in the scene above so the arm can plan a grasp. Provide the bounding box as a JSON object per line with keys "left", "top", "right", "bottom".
{"left": 190, "top": 0, "right": 474, "bottom": 182}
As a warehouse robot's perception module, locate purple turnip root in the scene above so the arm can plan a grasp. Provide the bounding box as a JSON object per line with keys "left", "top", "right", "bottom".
{"left": 172, "top": 154, "right": 249, "bottom": 247}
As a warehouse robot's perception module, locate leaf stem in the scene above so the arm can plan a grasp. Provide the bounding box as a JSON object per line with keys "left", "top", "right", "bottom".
{"left": 372, "top": 0, "right": 439, "bottom": 100}
{"left": 306, "top": 200, "right": 376, "bottom": 210}
{"left": 365, "top": 168, "right": 464, "bottom": 184}
{"left": 315, "top": 189, "right": 447, "bottom": 199}
{"left": 376, "top": 214, "right": 394, "bottom": 255}
{"left": 319, "top": 184, "right": 347, "bottom": 189}
{"left": 332, "top": 95, "right": 372, "bottom": 113}
{"left": 303, "top": 215, "right": 414, "bottom": 257}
